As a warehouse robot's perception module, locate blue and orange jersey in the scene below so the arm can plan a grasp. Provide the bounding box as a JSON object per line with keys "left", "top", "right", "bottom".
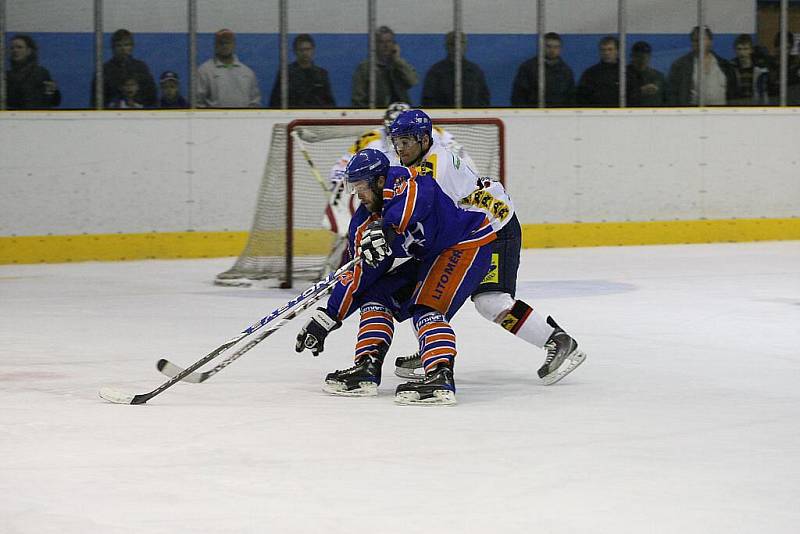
{"left": 381, "top": 166, "right": 495, "bottom": 257}
{"left": 325, "top": 166, "right": 495, "bottom": 321}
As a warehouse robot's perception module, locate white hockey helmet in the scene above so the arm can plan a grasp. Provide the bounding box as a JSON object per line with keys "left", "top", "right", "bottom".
{"left": 383, "top": 102, "right": 411, "bottom": 130}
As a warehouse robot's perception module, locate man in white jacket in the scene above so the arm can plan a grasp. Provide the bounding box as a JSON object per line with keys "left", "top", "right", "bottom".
{"left": 197, "top": 29, "right": 262, "bottom": 108}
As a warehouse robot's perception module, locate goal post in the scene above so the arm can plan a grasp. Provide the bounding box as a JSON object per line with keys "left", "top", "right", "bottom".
{"left": 215, "top": 117, "right": 505, "bottom": 288}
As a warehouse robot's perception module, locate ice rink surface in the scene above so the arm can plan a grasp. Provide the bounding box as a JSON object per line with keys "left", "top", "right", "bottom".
{"left": 1, "top": 242, "right": 799, "bottom": 534}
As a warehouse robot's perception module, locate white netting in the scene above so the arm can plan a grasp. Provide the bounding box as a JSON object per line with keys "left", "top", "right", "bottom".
{"left": 216, "top": 118, "right": 503, "bottom": 287}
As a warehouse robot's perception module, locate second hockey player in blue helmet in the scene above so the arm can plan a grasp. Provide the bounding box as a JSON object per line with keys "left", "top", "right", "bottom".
{"left": 388, "top": 108, "right": 587, "bottom": 386}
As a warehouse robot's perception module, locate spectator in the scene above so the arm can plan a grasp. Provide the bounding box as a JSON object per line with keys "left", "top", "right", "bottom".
{"left": 768, "top": 31, "right": 800, "bottom": 105}
{"left": 269, "top": 34, "right": 335, "bottom": 108}
{"left": 5, "top": 34, "right": 61, "bottom": 109}
{"left": 158, "top": 71, "right": 188, "bottom": 109}
{"left": 627, "top": 41, "right": 667, "bottom": 106}
{"left": 728, "top": 34, "right": 770, "bottom": 105}
{"left": 576, "top": 35, "right": 621, "bottom": 107}
{"left": 108, "top": 76, "right": 145, "bottom": 109}
{"left": 352, "top": 26, "right": 418, "bottom": 108}
{"left": 421, "top": 31, "right": 490, "bottom": 108}
{"left": 511, "top": 32, "right": 575, "bottom": 107}
{"left": 91, "top": 29, "right": 157, "bottom": 108}
{"left": 667, "top": 26, "right": 735, "bottom": 106}
{"left": 197, "top": 29, "right": 262, "bottom": 108}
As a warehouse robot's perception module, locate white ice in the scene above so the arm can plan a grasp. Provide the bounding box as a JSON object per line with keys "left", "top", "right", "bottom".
{"left": 1, "top": 242, "right": 799, "bottom": 534}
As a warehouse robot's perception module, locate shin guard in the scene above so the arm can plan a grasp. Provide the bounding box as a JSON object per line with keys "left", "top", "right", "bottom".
{"left": 413, "top": 310, "right": 457, "bottom": 373}
{"left": 355, "top": 303, "right": 395, "bottom": 362}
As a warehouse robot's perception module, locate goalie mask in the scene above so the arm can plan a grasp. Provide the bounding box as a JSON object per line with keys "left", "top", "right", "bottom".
{"left": 383, "top": 102, "right": 411, "bottom": 132}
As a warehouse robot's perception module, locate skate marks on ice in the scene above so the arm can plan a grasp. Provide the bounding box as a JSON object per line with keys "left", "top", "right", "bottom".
{"left": 515, "top": 279, "right": 636, "bottom": 299}
{"left": 0, "top": 371, "right": 68, "bottom": 382}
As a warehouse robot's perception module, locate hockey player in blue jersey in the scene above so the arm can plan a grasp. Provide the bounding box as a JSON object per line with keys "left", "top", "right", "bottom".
{"left": 294, "top": 148, "right": 496, "bottom": 405}
{"left": 388, "top": 108, "right": 586, "bottom": 385}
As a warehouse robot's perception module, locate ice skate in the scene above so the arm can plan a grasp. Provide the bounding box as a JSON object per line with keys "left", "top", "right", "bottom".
{"left": 393, "top": 351, "right": 424, "bottom": 380}
{"left": 395, "top": 365, "right": 456, "bottom": 406}
{"left": 537, "top": 317, "right": 586, "bottom": 385}
{"left": 323, "top": 356, "right": 382, "bottom": 396}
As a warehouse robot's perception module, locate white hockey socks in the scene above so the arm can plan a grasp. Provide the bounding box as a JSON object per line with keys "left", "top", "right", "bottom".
{"left": 473, "top": 292, "right": 554, "bottom": 348}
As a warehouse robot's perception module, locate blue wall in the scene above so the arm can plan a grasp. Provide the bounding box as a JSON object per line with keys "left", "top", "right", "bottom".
{"left": 12, "top": 32, "right": 741, "bottom": 109}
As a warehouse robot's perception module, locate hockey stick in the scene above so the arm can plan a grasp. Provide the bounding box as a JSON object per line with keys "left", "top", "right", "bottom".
{"left": 156, "top": 331, "right": 271, "bottom": 384}
{"left": 98, "top": 258, "right": 358, "bottom": 405}
{"left": 290, "top": 130, "right": 329, "bottom": 192}
{"left": 156, "top": 280, "right": 336, "bottom": 383}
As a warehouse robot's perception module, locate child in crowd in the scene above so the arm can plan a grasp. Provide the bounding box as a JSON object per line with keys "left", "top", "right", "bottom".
{"left": 108, "top": 77, "right": 145, "bottom": 108}
{"left": 158, "top": 71, "right": 188, "bottom": 108}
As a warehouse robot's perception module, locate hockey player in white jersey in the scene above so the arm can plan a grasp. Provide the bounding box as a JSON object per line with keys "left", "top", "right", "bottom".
{"left": 387, "top": 108, "right": 587, "bottom": 385}
{"left": 321, "top": 102, "right": 475, "bottom": 272}
{"left": 328, "top": 102, "right": 474, "bottom": 180}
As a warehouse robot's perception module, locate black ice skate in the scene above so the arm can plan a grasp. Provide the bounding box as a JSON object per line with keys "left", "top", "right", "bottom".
{"left": 395, "top": 365, "right": 456, "bottom": 406}
{"left": 537, "top": 316, "right": 587, "bottom": 385}
{"left": 323, "top": 356, "right": 383, "bottom": 396}
{"left": 393, "top": 351, "right": 424, "bottom": 380}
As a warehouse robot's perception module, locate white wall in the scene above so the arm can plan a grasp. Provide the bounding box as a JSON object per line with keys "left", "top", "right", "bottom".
{"left": 7, "top": 0, "right": 755, "bottom": 34}
{"left": 1, "top": 107, "right": 798, "bottom": 237}
{"left": 507, "top": 108, "right": 800, "bottom": 223}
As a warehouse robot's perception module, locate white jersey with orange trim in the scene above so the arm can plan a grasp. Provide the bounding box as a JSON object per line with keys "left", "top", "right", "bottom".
{"left": 409, "top": 142, "right": 515, "bottom": 232}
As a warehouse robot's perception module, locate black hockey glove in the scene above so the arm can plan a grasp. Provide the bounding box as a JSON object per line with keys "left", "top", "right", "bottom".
{"left": 295, "top": 307, "right": 342, "bottom": 356}
{"left": 358, "top": 221, "right": 392, "bottom": 268}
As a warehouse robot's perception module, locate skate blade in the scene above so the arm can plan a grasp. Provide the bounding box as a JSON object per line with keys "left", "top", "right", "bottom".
{"left": 322, "top": 380, "right": 378, "bottom": 397}
{"left": 393, "top": 367, "right": 425, "bottom": 381}
{"left": 541, "top": 350, "right": 587, "bottom": 386}
{"left": 394, "top": 390, "right": 457, "bottom": 406}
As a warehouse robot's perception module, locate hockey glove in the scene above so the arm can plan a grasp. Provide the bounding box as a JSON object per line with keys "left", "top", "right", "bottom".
{"left": 295, "top": 307, "right": 342, "bottom": 356}
{"left": 358, "top": 221, "right": 392, "bottom": 268}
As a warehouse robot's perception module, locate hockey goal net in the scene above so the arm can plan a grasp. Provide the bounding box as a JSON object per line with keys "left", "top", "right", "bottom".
{"left": 215, "top": 117, "right": 505, "bottom": 288}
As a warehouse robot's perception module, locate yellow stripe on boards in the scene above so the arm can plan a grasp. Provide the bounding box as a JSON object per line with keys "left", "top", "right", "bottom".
{"left": 0, "top": 232, "right": 249, "bottom": 264}
{"left": 521, "top": 218, "right": 800, "bottom": 248}
{"left": 1, "top": 218, "right": 798, "bottom": 265}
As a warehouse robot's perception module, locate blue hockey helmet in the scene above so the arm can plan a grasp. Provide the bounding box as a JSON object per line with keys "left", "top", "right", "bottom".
{"left": 388, "top": 109, "right": 432, "bottom": 143}
{"left": 345, "top": 148, "right": 389, "bottom": 189}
